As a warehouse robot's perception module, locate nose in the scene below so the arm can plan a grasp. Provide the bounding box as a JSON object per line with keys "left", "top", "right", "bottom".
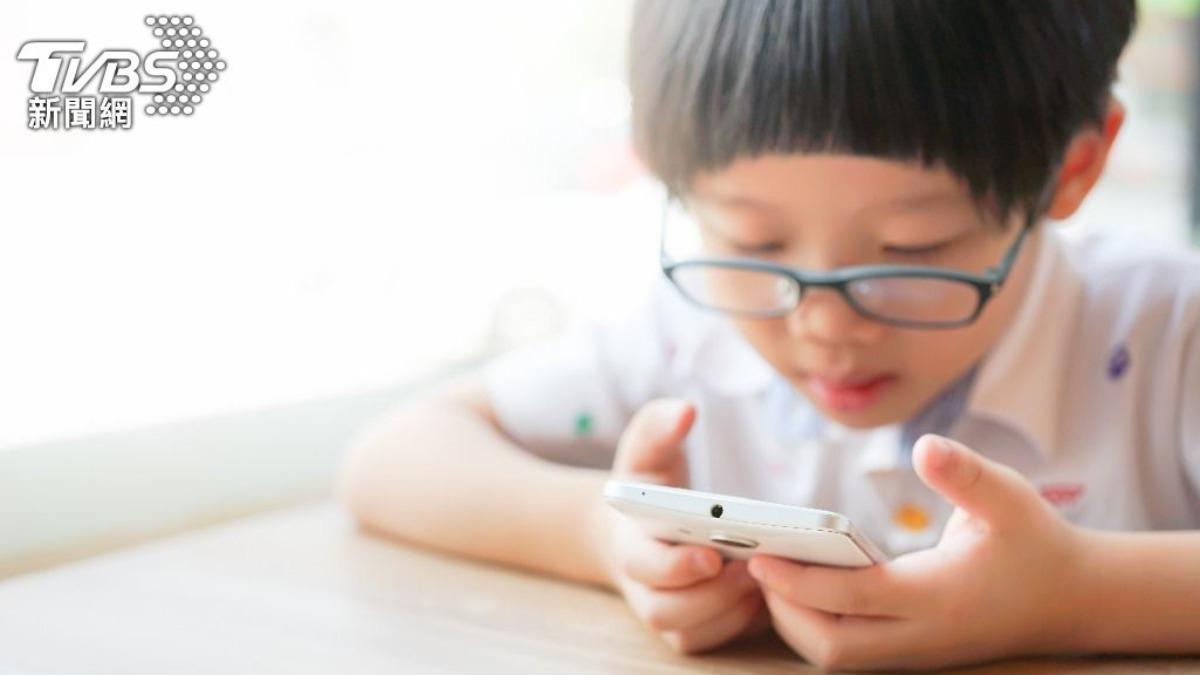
{"left": 786, "top": 285, "right": 886, "bottom": 345}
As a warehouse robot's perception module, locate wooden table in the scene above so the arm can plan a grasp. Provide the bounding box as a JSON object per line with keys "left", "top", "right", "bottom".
{"left": 0, "top": 502, "right": 1195, "bottom": 674}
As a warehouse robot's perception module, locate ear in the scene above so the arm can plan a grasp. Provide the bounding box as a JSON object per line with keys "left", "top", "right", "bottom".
{"left": 1044, "top": 96, "right": 1125, "bottom": 221}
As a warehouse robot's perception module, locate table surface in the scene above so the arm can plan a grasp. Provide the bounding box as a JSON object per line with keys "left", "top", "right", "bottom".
{"left": 0, "top": 502, "right": 1196, "bottom": 674}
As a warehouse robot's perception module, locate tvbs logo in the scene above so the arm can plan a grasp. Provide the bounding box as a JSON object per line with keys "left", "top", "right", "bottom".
{"left": 16, "top": 15, "right": 225, "bottom": 131}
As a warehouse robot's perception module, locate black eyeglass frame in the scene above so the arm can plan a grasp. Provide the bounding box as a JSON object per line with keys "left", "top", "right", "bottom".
{"left": 659, "top": 202, "right": 1039, "bottom": 330}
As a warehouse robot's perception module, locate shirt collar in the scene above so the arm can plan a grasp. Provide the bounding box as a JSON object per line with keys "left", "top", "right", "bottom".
{"left": 849, "top": 364, "right": 982, "bottom": 474}
{"left": 899, "top": 363, "right": 980, "bottom": 455}
{"left": 964, "top": 226, "right": 1082, "bottom": 460}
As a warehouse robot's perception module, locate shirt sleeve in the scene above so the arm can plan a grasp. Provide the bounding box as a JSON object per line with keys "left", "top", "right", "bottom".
{"left": 482, "top": 282, "right": 674, "bottom": 469}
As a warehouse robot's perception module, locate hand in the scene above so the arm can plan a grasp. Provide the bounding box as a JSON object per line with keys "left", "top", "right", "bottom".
{"left": 747, "top": 434, "right": 1089, "bottom": 671}
{"left": 590, "top": 398, "right": 772, "bottom": 654}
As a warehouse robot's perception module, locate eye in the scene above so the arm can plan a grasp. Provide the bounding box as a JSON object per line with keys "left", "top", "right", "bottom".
{"left": 883, "top": 240, "right": 954, "bottom": 260}
{"left": 886, "top": 243, "right": 945, "bottom": 255}
{"left": 731, "top": 241, "right": 786, "bottom": 255}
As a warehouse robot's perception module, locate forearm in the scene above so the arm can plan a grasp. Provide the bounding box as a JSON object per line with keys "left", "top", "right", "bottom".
{"left": 1067, "top": 528, "right": 1200, "bottom": 654}
{"left": 337, "top": 396, "right": 613, "bottom": 587}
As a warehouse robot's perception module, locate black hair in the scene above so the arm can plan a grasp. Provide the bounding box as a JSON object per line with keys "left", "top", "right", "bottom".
{"left": 629, "top": 0, "right": 1137, "bottom": 220}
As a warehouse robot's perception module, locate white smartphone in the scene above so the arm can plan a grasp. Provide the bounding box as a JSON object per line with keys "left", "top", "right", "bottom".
{"left": 603, "top": 480, "right": 888, "bottom": 568}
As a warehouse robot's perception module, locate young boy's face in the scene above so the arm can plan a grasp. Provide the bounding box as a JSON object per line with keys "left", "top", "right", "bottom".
{"left": 686, "top": 154, "right": 1040, "bottom": 428}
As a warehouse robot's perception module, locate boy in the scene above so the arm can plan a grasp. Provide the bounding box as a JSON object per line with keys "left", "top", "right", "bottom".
{"left": 340, "top": 1, "right": 1200, "bottom": 669}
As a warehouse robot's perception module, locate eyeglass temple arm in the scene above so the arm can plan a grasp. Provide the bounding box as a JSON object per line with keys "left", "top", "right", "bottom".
{"left": 988, "top": 218, "right": 1032, "bottom": 280}
{"left": 985, "top": 173, "right": 1059, "bottom": 280}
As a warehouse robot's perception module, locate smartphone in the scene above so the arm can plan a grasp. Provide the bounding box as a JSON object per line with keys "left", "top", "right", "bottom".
{"left": 603, "top": 480, "right": 888, "bottom": 567}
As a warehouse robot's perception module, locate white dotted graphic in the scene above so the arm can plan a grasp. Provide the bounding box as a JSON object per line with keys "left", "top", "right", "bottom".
{"left": 143, "top": 15, "right": 226, "bottom": 117}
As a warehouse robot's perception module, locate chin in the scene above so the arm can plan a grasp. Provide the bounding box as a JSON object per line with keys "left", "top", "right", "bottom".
{"left": 821, "top": 407, "right": 903, "bottom": 429}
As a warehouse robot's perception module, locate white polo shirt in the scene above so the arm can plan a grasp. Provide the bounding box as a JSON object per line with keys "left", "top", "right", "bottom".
{"left": 484, "top": 226, "right": 1200, "bottom": 557}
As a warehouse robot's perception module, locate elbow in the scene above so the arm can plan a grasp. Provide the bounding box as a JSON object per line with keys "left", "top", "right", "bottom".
{"left": 336, "top": 435, "right": 378, "bottom": 529}
{"left": 335, "top": 406, "right": 411, "bottom": 531}
{"left": 333, "top": 396, "right": 445, "bottom": 533}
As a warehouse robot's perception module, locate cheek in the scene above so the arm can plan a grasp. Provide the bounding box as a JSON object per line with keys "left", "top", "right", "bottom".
{"left": 890, "top": 323, "right": 996, "bottom": 406}
{"left": 732, "top": 317, "right": 782, "bottom": 350}
{"left": 897, "top": 331, "right": 975, "bottom": 375}
{"left": 731, "top": 318, "right": 803, "bottom": 373}
{"left": 732, "top": 315, "right": 994, "bottom": 385}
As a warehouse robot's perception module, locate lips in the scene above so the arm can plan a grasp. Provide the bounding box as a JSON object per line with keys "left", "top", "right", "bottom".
{"left": 802, "top": 371, "right": 897, "bottom": 413}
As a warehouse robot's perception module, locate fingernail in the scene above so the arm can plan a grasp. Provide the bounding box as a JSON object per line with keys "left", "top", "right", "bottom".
{"left": 657, "top": 393, "right": 686, "bottom": 420}
{"left": 692, "top": 550, "right": 718, "bottom": 575}
{"left": 925, "top": 435, "right": 956, "bottom": 471}
{"left": 747, "top": 558, "right": 764, "bottom": 581}
{"left": 670, "top": 403, "right": 692, "bottom": 430}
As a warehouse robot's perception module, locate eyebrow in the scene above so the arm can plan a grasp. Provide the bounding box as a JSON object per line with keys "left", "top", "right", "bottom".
{"left": 863, "top": 189, "right": 965, "bottom": 216}
{"left": 698, "top": 188, "right": 965, "bottom": 218}
{"left": 697, "top": 193, "right": 777, "bottom": 213}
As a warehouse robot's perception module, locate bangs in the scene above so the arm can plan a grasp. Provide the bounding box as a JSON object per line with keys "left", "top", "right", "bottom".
{"left": 629, "top": 0, "right": 1136, "bottom": 219}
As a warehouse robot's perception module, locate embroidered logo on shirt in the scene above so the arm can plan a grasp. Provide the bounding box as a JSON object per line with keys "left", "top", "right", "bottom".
{"left": 1107, "top": 343, "right": 1131, "bottom": 380}
{"left": 891, "top": 503, "right": 931, "bottom": 531}
{"left": 573, "top": 411, "right": 593, "bottom": 437}
{"left": 1039, "top": 482, "right": 1085, "bottom": 507}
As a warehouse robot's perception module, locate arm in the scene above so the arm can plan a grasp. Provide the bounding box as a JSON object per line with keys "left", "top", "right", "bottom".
{"left": 338, "top": 378, "right": 771, "bottom": 654}
{"left": 1070, "top": 529, "right": 1200, "bottom": 654}
{"left": 746, "top": 434, "right": 1200, "bottom": 671}
{"left": 336, "top": 371, "right": 613, "bottom": 587}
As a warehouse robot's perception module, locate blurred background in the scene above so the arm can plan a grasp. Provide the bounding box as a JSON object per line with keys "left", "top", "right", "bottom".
{"left": 0, "top": 0, "right": 1197, "bottom": 576}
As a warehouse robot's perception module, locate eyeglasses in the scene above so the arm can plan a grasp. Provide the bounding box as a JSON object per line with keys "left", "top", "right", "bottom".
{"left": 659, "top": 202, "right": 1036, "bottom": 330}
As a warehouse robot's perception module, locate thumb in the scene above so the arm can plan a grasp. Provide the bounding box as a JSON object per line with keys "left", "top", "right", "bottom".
{"left": 612, "top": 398, "right": 695, "bottom": 485}
{"left": 912, "top": 434, "right": 1043, "bottom": 531}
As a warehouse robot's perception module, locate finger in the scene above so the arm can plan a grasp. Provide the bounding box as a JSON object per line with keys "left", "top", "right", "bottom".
{"left": 637, "top": 560, "right": 759, "bottom": 632}
{"left": 747, "top": 555, "right": 913, "bottom": 618}
{"left": 623, "top": 533, "right": 723, "bottom": 589}
{"left": 761, "top": 591, "right": 838, "bottom": 665}
{"left": 612, "top": 398, "right": 695, "bottom": 483}
{"left": 912, "top": 434, "right": 1045, "bottom": 532}
{"left": 763, "top": 590, "right": 912, "bottom": 671}
{"left": 742, "top": 599, "right": 775, "bottom": 639}
{"left": 660, "top": 591, "right": 765, "bottom": 655}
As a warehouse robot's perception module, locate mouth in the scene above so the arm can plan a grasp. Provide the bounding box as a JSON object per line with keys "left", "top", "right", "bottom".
{"left": 800, "top": 371, "right": 898, "bottom": 413}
